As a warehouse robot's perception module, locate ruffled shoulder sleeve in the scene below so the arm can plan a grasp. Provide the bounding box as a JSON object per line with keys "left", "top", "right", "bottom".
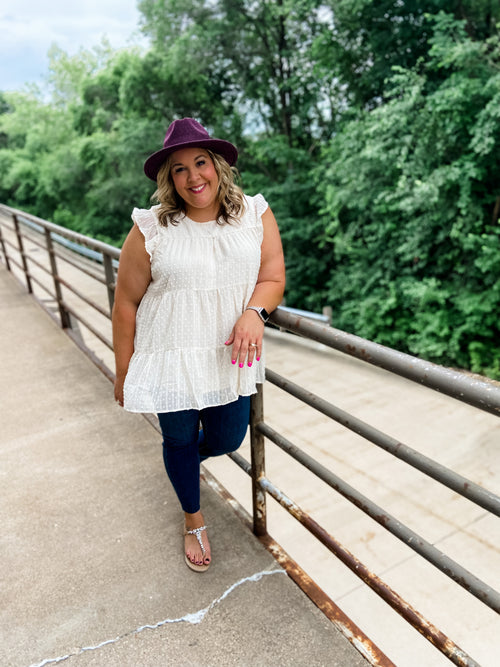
{"left": 131, "top": 207, "right": 159, "bottom": 258}
{"left": 253, "top": 193, "right": 269, "bottom": 218}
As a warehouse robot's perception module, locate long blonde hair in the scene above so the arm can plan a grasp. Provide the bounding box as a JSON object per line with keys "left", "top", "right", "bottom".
{"left": 152, "top": 149, "right": 245, "bottom": 226}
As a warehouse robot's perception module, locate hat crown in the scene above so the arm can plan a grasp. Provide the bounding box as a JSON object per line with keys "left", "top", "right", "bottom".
{"left": 143, "top": 117, "right": 238, "bottom": 181}
{"left": 163, "top": 118, "right": 210, "bottom": 149}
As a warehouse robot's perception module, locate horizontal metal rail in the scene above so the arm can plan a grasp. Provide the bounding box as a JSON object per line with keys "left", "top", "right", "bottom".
{"left": 57, "top": 276, "right": 111, "bottom": 320}
{"left": 279, "top": 305, "right": 331, "bottom": 324}
{"left": 17, "top": 229, "right": 47, "bottom": 253}
{"left": 61, "top": 300, "right": 114, "bottom": 351}
{"left": 0, "top": 205, "right": 121, "bottom": 260}
{"left": 4, "top": 253, "right": 24, "bottom": 273}
{"left": 2, "top": 236, "right": 19, "bottom": 253}
{"left": 25, "top": 252, "right": 53, "bottom": 276}
{"left": 243, "top": 312, "right": 500, "bottom": 664}
{"left": 259, "top": 420, "right": 500, "bottom": 614}
{"left": 227, "top": 450, "right": 479, "bottom": 667}
{"left": 266, "top": 369, "right": 500, "bottom": 516}
{"left": 258, "top": 474, "right": 478, "bottom": 666}
{"left": 54, "top": 248, "right": 109, "bottom": 285}
{"left": 270, "top": 309, "right": 500, "bottom": 417}
{"left": 27, "top": 273, "right": 54, "bottom": 299}
{"left": 10, "top": 222, "right": 110, "bottom": 286}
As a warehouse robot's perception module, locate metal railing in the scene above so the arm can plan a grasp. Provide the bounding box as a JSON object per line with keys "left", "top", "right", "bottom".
{"left": 1, "top": 203, "right": 499, "bottom": 667}
{"left": 240, "top": 313, "right": 500, "bottom": 667}
{"left": 0, "top": 204, "right": 120, "bottom": 380}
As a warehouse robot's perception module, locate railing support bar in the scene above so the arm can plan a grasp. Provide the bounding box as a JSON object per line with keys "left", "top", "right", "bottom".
{"left": 44, "top": 228, "right": 71, "bottom": 329}
{"left": 250, "top": 384, "right": 267, "bottom": 536}
{"left": 0, "top": 219, "right": 11, "bottom": 271}
{"left": 13, "top": 214, "right": 32, "bottom": 293}
{"left": 103, "top": 252, "right": 116, "bottom": 313}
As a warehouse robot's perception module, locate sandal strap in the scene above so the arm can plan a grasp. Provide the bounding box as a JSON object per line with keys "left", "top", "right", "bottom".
{"left": 185, "top": 525, "right": 207, "bottom": 556}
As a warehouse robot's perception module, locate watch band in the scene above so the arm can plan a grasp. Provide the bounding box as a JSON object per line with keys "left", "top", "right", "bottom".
{"left": 245, "top": 306, "right": 270, "bottom": 323}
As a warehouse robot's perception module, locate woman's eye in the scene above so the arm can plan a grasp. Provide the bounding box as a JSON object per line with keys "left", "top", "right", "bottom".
{"left": 173, "top": 166, "right": 185, "bottom": 174}
{"left": 196, "top": 160, "right": 206, "bottom": 167}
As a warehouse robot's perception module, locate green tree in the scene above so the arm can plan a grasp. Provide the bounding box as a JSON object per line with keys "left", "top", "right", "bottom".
{"left": 0, "top": 91, "right": 79, "bottom": 218}
{"left": 316, "top": 12, "right": 500, "bottom": 375}
{"left": 317, "top": 0, "right": 500, "bottom": 108}
{"left": 138, "top": 0, "right": 337, "bottom": 146}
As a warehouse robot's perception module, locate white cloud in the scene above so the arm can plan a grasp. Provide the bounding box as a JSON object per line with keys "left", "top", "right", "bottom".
{"left": 0, "top": 0, "right": 146, "bottom": 91}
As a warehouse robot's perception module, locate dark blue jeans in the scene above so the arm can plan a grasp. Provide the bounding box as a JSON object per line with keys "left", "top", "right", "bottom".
{"left": 158, "top": 396, "right": 251, "bottom": 513}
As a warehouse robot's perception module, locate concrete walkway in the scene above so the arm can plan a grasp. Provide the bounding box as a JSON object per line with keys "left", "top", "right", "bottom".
{"left": 0, "top": 267, "right": 371, "bottom": 667}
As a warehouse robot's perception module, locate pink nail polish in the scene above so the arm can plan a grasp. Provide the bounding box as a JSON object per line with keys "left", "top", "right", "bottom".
{"left": 248, "top": 362, "right": 252, "bottom": 367}
{"left": 256, "top": 357, "right": 260, "bottom": 361}
{"left": 232, "top": 360, "right": 236, "bottom": 365}
{"left": 224, "top": 340, "right": 230, "bottom": 345}
{"left": 239, "top": 363, "right": 243, "bottom": 368}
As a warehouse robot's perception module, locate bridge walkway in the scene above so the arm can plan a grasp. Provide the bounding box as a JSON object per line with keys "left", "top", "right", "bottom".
{"left": 1, "top": 268, "right": 373, "bottom": 666}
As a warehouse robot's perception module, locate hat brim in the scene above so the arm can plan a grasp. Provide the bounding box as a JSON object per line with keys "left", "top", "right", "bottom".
{"left": 144, "top": 138, "right": 238, "bottom": 181}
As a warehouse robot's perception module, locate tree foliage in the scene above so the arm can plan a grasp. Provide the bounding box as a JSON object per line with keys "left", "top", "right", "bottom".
{"left": 316, "top": 11, "right": 500, "bottom": 375}
{"left": 1, "top": 2, "right": 500, "bottom": 376}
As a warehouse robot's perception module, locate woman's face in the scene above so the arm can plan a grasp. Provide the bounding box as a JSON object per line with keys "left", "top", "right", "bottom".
{"left": 170, "top": 147, "right": 219, "bottom": 222}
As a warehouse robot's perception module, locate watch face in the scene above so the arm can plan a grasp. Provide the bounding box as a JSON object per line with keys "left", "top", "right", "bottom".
{"left": 247, "top": 306, "right": 270, "bottom": 322}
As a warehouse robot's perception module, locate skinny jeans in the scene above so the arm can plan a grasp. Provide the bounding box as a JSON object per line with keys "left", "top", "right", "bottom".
{"left": 157, "top": 396, "right": 251, "bottom": 514}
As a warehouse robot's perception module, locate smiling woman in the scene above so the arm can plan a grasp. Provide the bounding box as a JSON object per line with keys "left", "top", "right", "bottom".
{"left": 0, "top": 0, "right": 143, "bottom": 92}
{"left": 112, "top": 117, "right": 286, "bottom": 573}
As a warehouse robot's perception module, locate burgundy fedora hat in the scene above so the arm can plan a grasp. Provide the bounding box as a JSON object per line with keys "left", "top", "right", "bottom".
{"left": 144, "top": 118, "right": 238, "bottom": 181}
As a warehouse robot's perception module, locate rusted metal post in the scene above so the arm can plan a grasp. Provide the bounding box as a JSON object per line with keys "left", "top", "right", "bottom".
{"left": 250, "top": 383, "right": 267, "bottom": 536}
{"left": 13, "top": 214, "right": 32, "bottom": 293}
{"left": 44, "top": 228, "right": 71, "bottom": 329}
{"left": 102, "top": 252, "right": 116, "bottom": 314}
{"left": 0, "top": 221, "right": 11, "bottom": 270}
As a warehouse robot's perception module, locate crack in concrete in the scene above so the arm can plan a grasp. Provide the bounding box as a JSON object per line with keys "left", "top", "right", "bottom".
{"left": 27, "top": 568, "right": 286, "bottom": 667}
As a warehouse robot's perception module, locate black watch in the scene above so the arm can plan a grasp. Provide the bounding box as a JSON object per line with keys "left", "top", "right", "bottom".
{"left": 246, "top": 306, "right": 270, "bottom": 323}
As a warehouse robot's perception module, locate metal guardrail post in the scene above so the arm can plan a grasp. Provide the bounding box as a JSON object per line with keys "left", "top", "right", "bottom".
{"left": 102, "top": 253, "right": 116, "bottom": 313}
{"left": 0, "top": 221, "right": 11, "bottom": 271}
{"left": 250, "top": 383, "right": 267, "bottom": 536}
{"left": 13, "top": 214, "right": 32, "bottom": 293}
{"left": 44, "top": 228, "right": 71, "bottom": 329}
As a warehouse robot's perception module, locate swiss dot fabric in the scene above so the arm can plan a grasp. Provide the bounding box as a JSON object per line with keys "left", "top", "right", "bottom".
{"left": 123, "top": 194, "right": 268, "bottom": 413}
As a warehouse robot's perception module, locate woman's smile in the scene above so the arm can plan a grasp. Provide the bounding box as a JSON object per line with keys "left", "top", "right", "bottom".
{"left": 170, "top": 148, "right": 219, "bottom": 221}
{"left": 190, "top": 184, "right": 207, "bottom": 193}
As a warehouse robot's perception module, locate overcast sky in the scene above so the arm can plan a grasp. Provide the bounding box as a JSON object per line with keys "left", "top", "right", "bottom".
{"left": 1, "top": 0, "right": 146, "bottom": 92}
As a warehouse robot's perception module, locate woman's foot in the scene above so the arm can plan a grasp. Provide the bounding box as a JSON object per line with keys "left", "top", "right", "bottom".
{"left": 184, "top": 510, "right": 211, "bottom": 571}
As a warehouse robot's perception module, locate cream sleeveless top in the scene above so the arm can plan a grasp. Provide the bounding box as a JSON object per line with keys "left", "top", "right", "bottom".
{"left": 123, "top": 194, "right": 267, "bottom": 413}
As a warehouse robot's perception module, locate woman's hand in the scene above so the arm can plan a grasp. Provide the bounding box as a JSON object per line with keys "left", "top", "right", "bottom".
{"left": 225, "top": 309, "right": 265, "bottom": 368}
{"left": 114, "top": 377, "right": 125, "bottom": 407}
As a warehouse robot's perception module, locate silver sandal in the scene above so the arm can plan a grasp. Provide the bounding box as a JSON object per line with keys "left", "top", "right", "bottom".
{"left": 184, "top": 524, "right": 210, "bottom": 572}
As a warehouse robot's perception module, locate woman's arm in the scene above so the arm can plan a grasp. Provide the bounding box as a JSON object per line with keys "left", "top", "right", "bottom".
{"left": 226, "top": 205, "right": 286, "bottom": 367}
{"left": 112, "top": 224, "right": 152, "bottom": 406}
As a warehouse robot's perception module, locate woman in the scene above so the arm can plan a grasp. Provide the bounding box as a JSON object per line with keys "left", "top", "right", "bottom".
{"left": 112, "top": 118, "right": 285, "bottom": 572}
